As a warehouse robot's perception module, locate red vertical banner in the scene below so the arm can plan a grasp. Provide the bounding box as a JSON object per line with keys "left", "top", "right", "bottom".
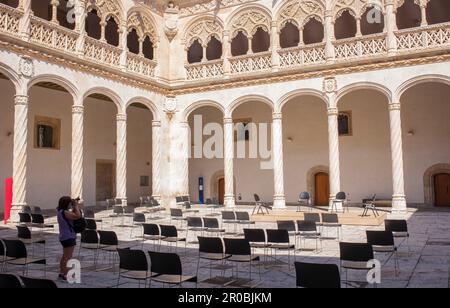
{"left": 4, "top": 178, "right": 12, "bottom": 225}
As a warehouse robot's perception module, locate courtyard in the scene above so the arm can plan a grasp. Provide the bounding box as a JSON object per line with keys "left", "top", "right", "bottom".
{"left": 1, "top": 205, "right": 450, "bottom": 288}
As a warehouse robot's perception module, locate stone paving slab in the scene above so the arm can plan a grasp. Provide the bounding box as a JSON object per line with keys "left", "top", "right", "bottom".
{"left": 1, "top": 207, "right": 450, "bottom": 288}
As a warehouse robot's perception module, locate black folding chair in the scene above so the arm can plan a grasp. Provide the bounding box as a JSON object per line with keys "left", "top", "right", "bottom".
{"left": 362, "top": 194, "right": 380, "bottom": 217}
{"left": 16, "top": 225, "right": 46, "bottom": 258}
{"left": 130, "top": 213, "right": 146, "bottom": 238}
{"left": 160, "top": 225, "right": 186, "bottom": 254}
{"left": 148, "top": 251, "right": 197, "bottom": 287}
{"left": 197, "top": 237, "right": 231, "bottom": 279}
{"left": 20, "top": 276, "right": 57, "bottom": 288}
{"left": 3, "top": 239, "right": 46, "bottom": 276}
{"left": 78, "top": 230, "right": 99, "bottom": 268}
{"left": 266, "top": 229, "right": 296, "bottom": 269}
{"left": 98, "top": 231, "right": 119, "bottom": 271}
{"left": 186, "top": 217, "right": 206, "bottom": 244}
{"left": 298, "top": 192, "right": 311, "bottom": 212}
{"left": 0, "top": 274, "right": 22, "bottom": 288}
{"left": 203, "top": 217, "right": 225, "bottom": 235}
{"left": 331, "top": 192, "right": 348, "bottom": 213}
{"left": 85, "top": 219, "right": 97, "bottom": 231}
{"left": 221, "top": 211, "right": 238, "bottom": 234}
{"left": 297, "top": 220, "right": 322, "bottom": 252}
{"left": 117, "top": 249, "right": 150, "bottom": 288}
{"left": 366, "top": 230, "right": 399, "bottom": 276}
{"left": 224, "top": 238, "right": 260, "bottom": 281}
{"left": 339, "top": 242, "right": 375, "bottom": 287}
{"left": 142, "top": 223, "right": 164, "bottom": 251}
{"left": 385, "top": 220, "right": 409, "bottom": 252}
{"left": 252, "top": 194, "right": 271, "bottom": 215}
{"left": 295, "top": 262, "right": 341, "bottom": 288}
{"left": 321, "top": 213, "right": 342, "bottom": 240}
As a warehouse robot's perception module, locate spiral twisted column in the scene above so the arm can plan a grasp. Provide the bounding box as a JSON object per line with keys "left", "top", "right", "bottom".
{"left": 116, "top": 113, "right": 127, "bottom": 206}
{"left": 180, "top": 121, "right": 190, "bottom": 196}
{"left": 327, "top": 107, "right": 341, "bottom": 210}
{"left": 11, "top": 94, "right": 29, "bottom": 222}
{"left": 223, "top": 117, "right": 235, "bottom": 208}
{"left": 152, "top": 120, "right": 162, "bottom": 202}
{"left": 19, "top": 0, "right": 31, "bottom": 41}
{"left": 272, "top": 112, "right": 286, "bottom": 209}
{"left": 71, "top": 105, "right": 84, "bottom": 201}
{"left": 389, "top": 103, "right": 407, "bottom": 213}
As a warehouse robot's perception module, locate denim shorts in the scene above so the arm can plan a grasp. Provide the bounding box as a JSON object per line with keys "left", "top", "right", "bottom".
{"left": 60, "top": 238, "right": 76, "bottom": 248}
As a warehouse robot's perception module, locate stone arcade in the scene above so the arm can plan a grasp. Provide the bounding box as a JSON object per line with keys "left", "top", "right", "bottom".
{"left": 0, "top": 0, "right": 449, "bottom": 219}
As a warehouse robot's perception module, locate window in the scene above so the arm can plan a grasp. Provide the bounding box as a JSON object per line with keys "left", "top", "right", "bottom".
{"left": 34, "top": 116, "right": 61, "bottom": 149}
{"left": 338, "top": 111, "right": 352, "bottom": 136}
{"left": 140, "top": 176, "right": 150, "bottom": 187}
{"left": 234, "top": 118, "right": 252, "bottom": 141}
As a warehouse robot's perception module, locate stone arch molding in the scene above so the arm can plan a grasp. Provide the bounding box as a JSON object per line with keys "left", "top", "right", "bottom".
{"left": 184, "top": 16, "right": 224, "bottom": 48}
{"left": 28, "top": 74, "right": 80, "bottom": 101}
{"left": 277, "top": 0, "right": 325, "bottom": 29}
{"left": 423, "top": 164, "right": 450, "bottom": 206}
{"left": 0, "top": 62, "right": 20, "bottom": 90}
{"left": 306, "top": 165, "right": 329, "bottom": 205}
{"left": 127, "top": 8, "right": 158, "bottom": 45}
{"left": 227, "top": 5, "right": 272, "bottom": 38}
{"left": 396, "top": 74, "right": 450, "bottom": 100}
{"left": 85, "top": 0, "right": 125, "bottom": 24}
{"left": 184, "top": 100, "right": 225, "bottom": 121}
{"left": 125, "top": 96, "right": 161, "bottom": 121}
{"left": 332, "top": 0, "right": 386, "bottom": 19}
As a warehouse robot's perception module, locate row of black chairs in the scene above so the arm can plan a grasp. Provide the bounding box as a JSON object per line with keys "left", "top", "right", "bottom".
{"left": 77, "top": 230, "right": 120, "bottom": 269}
{"left": 17, "top": 213, "right": 54, "bottom": 230}
{"left": 0, "top": 273, "right": 57, "bottom": 288}
{"left": 117, "top": 249, "right": 196, "bottom": 288}
{"left": 0, "top": 239, "right": 46, "bottom": 275}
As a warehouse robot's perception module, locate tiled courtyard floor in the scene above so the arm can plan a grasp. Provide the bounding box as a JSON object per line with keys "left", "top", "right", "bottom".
{"left": 1, "top": 206, "right": 450, "bottom": 288}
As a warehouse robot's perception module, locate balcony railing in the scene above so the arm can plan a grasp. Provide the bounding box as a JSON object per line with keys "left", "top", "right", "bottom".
{"left": 334, "top": 33, "right": 387, "bottom": 60}
{"left": 396, "top": 22, "right": 450, "bottom": 51}
{"left": 126, "top": 52, "right": 157, "bottom": 78}
{"left": 0, "top": 3, "right": 449, "bottom": 85}
{"left": 0, "top": 3, "right": 21, "bottom": 37}
{"left": 229, "top": 51, "right": 272, "bottom": 74}
{"left": 278, "top": 43, "right": 326, "bottom": 68}
{"left": 84, "top": 36, "right": 121, "bottom": 67}
{"left": 185, "top": 59, "right": 224, "bottom": 80}
{"left": 30, "top": 16, "right": 78, "bottom": 53}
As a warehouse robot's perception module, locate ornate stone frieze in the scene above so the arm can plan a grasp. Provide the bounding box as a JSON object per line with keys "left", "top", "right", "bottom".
{"left": 230, "top": 8, "right": 271, "bottom": 38}
{"left": 185, "top": 18, "right": 223, "bottom": 47}
{"left": 179, "top": 0, "right": 258, "bottom": 17}
{"left": 278, "top": 0, "right": 325, "bottom": 28}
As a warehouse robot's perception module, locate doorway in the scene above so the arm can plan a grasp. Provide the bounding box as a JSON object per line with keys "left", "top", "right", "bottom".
{"left": 218, "top": 178, "right": 225, "bottom": 205}
{"left": 435, "top": 173, "right": 450, "bottom": 207}
{"left": 96, "top": 160, "right": 115, "bottom": 202}
{"left": 315, "top": 172, "right": 330, "bottom": 206}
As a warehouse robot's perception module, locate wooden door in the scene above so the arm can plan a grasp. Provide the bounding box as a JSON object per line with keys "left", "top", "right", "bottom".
{"left": 218, "top": 178, "right": 225, "bottom": 205}
{"left": 96, "top": 161, "right": 115, "bottom": 202}
{"left": 435, "top": 174, "right": 450, "bottom": 207}
{"left": 315, "top": 172, "right": 330, "bottom": 206}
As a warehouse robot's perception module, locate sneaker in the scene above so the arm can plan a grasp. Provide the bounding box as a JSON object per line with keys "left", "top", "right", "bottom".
{"left": 58, "top": 273, "right": 67, "bottom": 282}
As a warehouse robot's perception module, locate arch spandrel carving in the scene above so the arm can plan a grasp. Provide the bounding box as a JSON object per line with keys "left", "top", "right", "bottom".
{"left": 185, "top": 18, "right": 224, "bottom": 47}
{"left": 277, "top": 0, "right": 325, "bottom": 29}
{"left": 127, "top": 10, "right": 158, "bottom": 43}
{"left": 85, "top": 0, "right": 124, "bottom": 23}
{"left": 229, "top": 8, "right": 271, "bottom": 38}
{"left": 333, "top": 0, "right": 386, "bottom": 19}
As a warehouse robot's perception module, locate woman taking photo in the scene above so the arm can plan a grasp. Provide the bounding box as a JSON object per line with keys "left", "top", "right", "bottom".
{"left": 57, "top": 196, "right": 81, "bottom": 281}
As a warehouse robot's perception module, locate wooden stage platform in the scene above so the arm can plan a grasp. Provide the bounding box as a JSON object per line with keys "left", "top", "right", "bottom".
{"left": 250, "top": 210, "right": 386, "bottom": 226}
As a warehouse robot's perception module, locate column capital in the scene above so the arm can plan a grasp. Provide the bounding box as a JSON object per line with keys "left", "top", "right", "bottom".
{"left": 327, "top": 107, "right": 339, "bottom": 115}
{"left": 72, "top": 105, "right": 84, "bottom": 114}
{"left": 14, "top": 95, "right": 28, "bottom": 106}
{"left": 116, "top": 113, "right": 127, "bottom": 121}
{"left": 180, "top": 121, "right": 190, "bottom": 128}
{"left": 152, "top": 120, "right": 162, "bottom": 127}
{"left": 389, "top": 103, "right": 401, "bottom": 111}
{"left": 385, "top": 0, "right": 395, "bottom": 6}
{"left": 271, "top": 21, "right": 278, "bottom": 28}
{"left": 272, "top": 112, "right": 283, "bottom": 120}
{"left": 223, "top": 117, "right": 233, "bottom": 124}
{"left": 325, "top": 10, "right": 333, "bottom": 18}
{"left": 223, "top": 30, "right": 230, "bottom": 37}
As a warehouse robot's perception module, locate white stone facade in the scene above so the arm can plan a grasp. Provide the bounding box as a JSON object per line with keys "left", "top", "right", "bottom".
{"left": 0, "top": 0, "right": 449, "bottom": 218}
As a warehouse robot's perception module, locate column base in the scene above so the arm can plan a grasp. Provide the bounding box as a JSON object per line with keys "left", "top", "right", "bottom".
{"left": 391, "top": 195, "right": 407, "bottom": 214}
{"left": 117, "top": 198, "right": 127, "bottom": 207}
{"left": 152, "top": 195, "right": 162, "bottom": 203}
{"left": 224, "top": 196, "right": 235, "bottom": 208}
{"left": 273, "top": 195, "right": 286, "bottom": 209}
{"left": 328, "top": 197, "right": 343, "bottom": 212}
{"left": 9, "top": 204, "right": 26, "bottom": 224}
